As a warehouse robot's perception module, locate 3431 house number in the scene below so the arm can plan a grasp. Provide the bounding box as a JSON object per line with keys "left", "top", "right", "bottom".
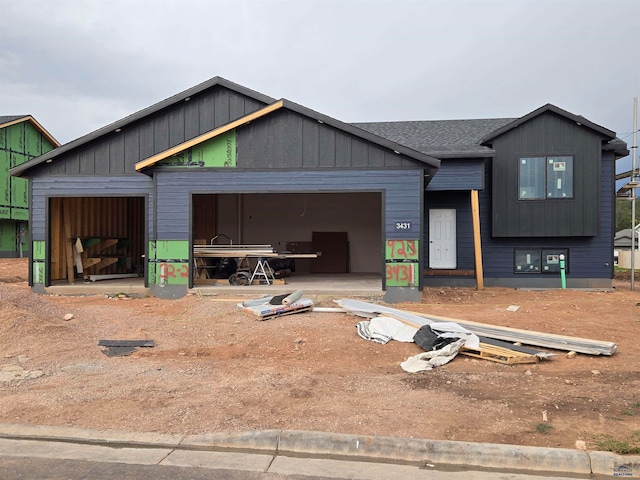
{"left": 394, "top": 221, "right": 412, "bottom": 230}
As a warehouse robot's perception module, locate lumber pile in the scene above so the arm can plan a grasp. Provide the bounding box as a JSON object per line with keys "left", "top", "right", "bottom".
{"left": 193, "top": 244, "right": 276, "bottom": 258}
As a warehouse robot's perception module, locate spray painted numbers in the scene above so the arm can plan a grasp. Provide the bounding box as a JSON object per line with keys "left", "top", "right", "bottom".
{"left": 386, "top": 262, "right": 418, "bottom": 287}
{"left": 385, "top": 239, "right": 418, "bottom": 260}
{"left": 157, "top": 262, "right": 189, "bottom": 285}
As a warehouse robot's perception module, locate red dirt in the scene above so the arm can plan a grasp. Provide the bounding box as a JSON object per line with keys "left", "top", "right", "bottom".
{"left": 1, "top": 258, "right": 639, "bottom": 451}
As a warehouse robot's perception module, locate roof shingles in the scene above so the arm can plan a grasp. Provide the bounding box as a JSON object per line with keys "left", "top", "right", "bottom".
{"left": 352, "top": 118, "right": 516, "bottom": 157}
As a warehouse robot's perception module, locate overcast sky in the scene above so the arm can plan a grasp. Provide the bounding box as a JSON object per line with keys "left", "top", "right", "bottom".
{"left": 1, "top": 0, "right": 639, "bottom": 160}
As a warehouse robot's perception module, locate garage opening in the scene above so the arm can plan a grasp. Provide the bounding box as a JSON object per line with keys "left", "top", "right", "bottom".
{"left": 49, "top": 197, "right": 145, "bottom": 283}
{"left": 192, "top": 192, "right": 382, "bottom": 283}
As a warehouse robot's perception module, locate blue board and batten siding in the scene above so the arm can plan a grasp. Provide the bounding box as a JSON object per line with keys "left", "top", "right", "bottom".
{"left": 40, "top": 88, "right": 267, "bottom": 176}
{"left": 239, "top": 110, "right": 423, "bottom": 169}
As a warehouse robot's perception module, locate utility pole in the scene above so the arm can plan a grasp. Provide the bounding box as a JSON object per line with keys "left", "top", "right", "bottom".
{"left": 632, "top": 97, "right": 638, "bottom": 291}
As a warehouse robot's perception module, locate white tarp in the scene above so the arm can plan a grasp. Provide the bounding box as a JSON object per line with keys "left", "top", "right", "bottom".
{"left": 336, "top": 299, "right": 479, "bottom": 349}
{"left": 356, "top": 316, "right": 419, "bottom": 344}
{"left": 400, "top": 339, "right": 466, "bottom": 372}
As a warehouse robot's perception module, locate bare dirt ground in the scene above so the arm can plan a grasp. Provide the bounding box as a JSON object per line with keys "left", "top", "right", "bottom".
{"left": 1, "top": 258, "right": 639, "bottom": 452}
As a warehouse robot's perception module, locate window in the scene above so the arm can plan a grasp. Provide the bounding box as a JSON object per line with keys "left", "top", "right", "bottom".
{"left": 514, "top": 248, "right": 569, "bottom": 274}
{"left": 519, "top": 156, "right": 573, "bottom": 200}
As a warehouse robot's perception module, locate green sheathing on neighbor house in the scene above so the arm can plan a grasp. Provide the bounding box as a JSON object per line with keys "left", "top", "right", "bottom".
{"left": 0, "top": 116, "right": 58, "bottom": 257}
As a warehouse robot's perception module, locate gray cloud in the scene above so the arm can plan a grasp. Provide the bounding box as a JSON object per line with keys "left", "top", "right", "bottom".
{"left": 1, "top": 0, "right": 638, "bottom": 150}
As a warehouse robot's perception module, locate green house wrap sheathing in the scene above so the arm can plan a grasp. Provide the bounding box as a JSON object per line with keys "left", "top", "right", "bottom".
{"left": 157, "top": 130, "right": 236, "bottom": 168}
{"left": 148, "top": 240, "right": 190, "bottom": 286}
{"left": 0, "top": 119, "right": 56, "bottom": 255}
{"left": 32, "top": 240, "right": 46, "bottom": 284}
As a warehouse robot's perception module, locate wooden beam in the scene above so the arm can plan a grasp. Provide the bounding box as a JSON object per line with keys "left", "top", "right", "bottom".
{"left": 471, "top": 190, "right": 484, "bottom": 290}
{"left": 135, "top": 100, "right": 285, "bottom": 171}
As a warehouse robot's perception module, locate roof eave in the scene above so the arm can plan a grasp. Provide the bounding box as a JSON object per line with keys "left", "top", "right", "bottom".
{"left": 279, "top": 100, "right": 440, "bottom": 169}
{"left": 479, "top": 104, "right": 617, "bottom": 145}
{"left": 10, "top": 76, "right": 277, "bottom": 178}
{"left": 136, "top": 99, "right": 441, "bottom": 172}
{"left": 0, "top": 115, "right": 60, "bottom": 149}
{"left": 427, "top": 150, "right": 495, "bottom": 159}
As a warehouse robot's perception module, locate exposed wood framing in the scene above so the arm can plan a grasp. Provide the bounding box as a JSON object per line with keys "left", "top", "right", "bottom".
{"left": 471, "top": 189, "right": 484, "bottom": 289}
{"left": 49, "top": 197, "right": 145, "bottom": 282}
{"left": 135, "top": 100, "right": 285, "bottom": 171}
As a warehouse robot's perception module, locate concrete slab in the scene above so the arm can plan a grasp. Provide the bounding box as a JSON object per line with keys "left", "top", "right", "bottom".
{"left": 44, "top": 273, "right": 385, "bottom": 298}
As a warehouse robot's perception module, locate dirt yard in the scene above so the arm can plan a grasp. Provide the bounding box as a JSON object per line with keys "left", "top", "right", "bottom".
{"left": 1, "top": 258, "right": 639, "bottom": 452}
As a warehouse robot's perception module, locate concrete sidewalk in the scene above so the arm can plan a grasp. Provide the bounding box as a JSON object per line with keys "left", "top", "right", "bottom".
{"left": 0, "top": 423, "right": 638, "bottom": 477}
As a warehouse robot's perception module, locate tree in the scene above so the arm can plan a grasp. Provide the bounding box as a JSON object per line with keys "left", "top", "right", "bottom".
{"left": 616, "top": 199, "right": 640, "bottom": 232}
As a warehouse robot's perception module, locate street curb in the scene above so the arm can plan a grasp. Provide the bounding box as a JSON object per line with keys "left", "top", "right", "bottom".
{"left": 0, "top": 423, "right": 638, "bottom": 477}
{"left": 0, "top": 423, "right": 185, "bottom": 449}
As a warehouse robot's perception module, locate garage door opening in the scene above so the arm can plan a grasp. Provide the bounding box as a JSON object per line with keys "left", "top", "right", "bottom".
{"left": 192, "top": 192, "right": 382, "bottom": 284}
{"left": 49, "top": 197, "right": 145, "bottom": 284}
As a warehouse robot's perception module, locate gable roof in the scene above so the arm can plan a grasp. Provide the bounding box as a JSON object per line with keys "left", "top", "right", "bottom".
{"left": 0, "top": 115, "right": 60, "bottom": 147}
{"left": 136, "top": 98, "right": 441, "bottom": 171}
{"left": 355, "top": 103, "right": 629, "bottom": 159}
{"left": 353, "top": 118, "right": 515, "bottom": 158}
{"left": 480, "top": 104, "right": 615, "bottom": 143}
{"left": 614, "top": 228, "right": 639, "bottom": 248}
{"left": 10, "top": 77, "right": 276, "bottom": 177}
{"left": 479, "top": 103, "right": 628, "bottom": 157}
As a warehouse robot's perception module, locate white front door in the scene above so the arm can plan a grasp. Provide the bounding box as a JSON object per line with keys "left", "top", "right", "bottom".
{"left": 429, "top": 209, "right": 456, "bottom": 269}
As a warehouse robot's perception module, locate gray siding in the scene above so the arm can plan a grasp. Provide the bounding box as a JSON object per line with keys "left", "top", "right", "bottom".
{"left": 29, "top": 175, "right": 154, "bottom": 240}
{"left": 39, "top": 87, "right": 268, "bottom": 177}
{"left": 481, "top": 150, "right": 614, "bottom": 280}
{"left": 427, "top": 159, "right": 485, "bottom": 191}
{"left": 238, "top": 110, "right": 423, "bottom": 170}
{"left": 491, "top": 112, "right": 604, "bottom": 237}
{"left": 153, "top": 169, "right": 423, "bottom": 241}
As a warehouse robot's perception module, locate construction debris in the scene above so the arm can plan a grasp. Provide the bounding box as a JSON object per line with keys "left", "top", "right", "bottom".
{"left": 335, "top": 299, "right": 616, "bottom": 357}
{"left": 400, "top": 339, "right": 466, "bottom": 372}
{"left": 99, "top": 339, "right": 154, "bottom": 357}
{"left": 406, "top": 310, "right": 617, "bottom": 356}
{"left": 460, "top": 343, "right": 539, "bottom": 365}
{"left": 238, "top": 291, "right": 313, "bottom": 320}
